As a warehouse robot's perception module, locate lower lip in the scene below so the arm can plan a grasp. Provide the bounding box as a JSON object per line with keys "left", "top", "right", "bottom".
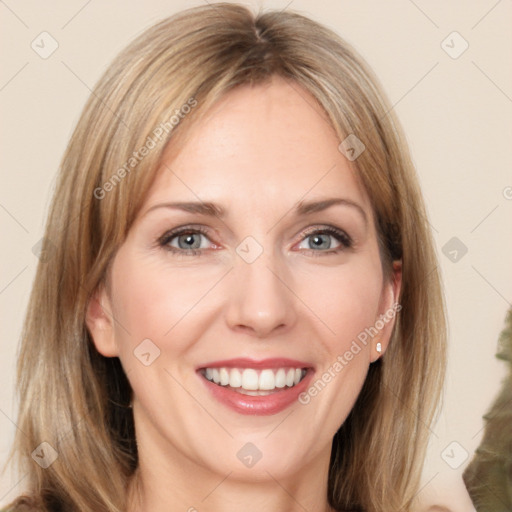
{"left": 197, "top": 369, "right": 314, "bottom": 416}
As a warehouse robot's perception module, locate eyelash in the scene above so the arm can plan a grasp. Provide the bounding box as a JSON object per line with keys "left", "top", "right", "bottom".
{"left": 156, "top": 225, "right": 353, "bottom": 258}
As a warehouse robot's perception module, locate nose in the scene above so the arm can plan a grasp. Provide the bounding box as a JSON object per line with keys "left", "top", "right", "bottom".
{"left": 224, "top": 246, "right": 297, "bottom": 338}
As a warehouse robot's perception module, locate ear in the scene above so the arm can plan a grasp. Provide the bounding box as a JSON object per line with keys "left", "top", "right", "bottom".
{"left": 85, "top": 283, "right": 119, "bottom": 357}
{"left": 371, "top": 260, "right": 402, "bottom": 362}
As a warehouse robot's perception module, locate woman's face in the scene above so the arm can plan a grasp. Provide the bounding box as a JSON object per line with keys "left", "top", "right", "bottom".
{"left": 87, "top": 75, "right": 401, "bottom": 483}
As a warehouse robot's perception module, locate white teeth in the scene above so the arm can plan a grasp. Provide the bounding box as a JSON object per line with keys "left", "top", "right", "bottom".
{"left": 202, "top": 366, "right": 307, "bottom": 391}
{"left": 230, "top": 368, "right": 242, "bottom": 388}
{"left": 219, "top": 368, "right": 230, "bottom": 386}
{"left": 219, "top": 368, "right": 229, "bottom": 386}
{"left": 275, "top": 368, "right": 286, "bottom": 388}
{"left": 259, "top": 369, "right": 275, "bottom": 390}
{"left": 241, "top": 369, "right": 259, "bottom": 390}
{"left": 285, "top": 369, "right": 295, "bottom": 387}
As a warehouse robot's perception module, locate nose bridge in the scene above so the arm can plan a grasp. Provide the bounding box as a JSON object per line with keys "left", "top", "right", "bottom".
{"left": 225, "top": 235, "right": 296, "bottom": 336}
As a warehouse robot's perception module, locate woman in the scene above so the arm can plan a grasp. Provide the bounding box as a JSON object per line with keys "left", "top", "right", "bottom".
{"left": 1, "top": 3, "right": 447, "bottom": 511}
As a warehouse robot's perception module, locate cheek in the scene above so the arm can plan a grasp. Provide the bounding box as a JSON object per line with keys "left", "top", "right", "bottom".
{"left": 109, "top": 252, "right": 220, "bottom": 352}
{"left": 297, "top": 260, "right": 381, "bottom": 425}
{"left": 296, "top": 255, "right": 383, "bottom": 352}
{"left": 107, "top": 256, "right": 213, "bottom": 406}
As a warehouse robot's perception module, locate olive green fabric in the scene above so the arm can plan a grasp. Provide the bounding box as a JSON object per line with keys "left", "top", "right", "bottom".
{"left": 463, "top": 307, "right": 512, "bottom": 511}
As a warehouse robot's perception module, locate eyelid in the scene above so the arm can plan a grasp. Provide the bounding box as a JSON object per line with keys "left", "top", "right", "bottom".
{"left": 156, "top": 224, "right": 213, "bottom": 249}
{"left": 296, "top": 225, "right": 352, "bottom": 246}
{"left": 157, "top": 223, "right": 353, "bottom": 257}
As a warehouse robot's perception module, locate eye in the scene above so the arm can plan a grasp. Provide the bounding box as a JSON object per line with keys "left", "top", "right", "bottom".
{"left": 296, "top": 226, "right": 353, "bottom": 256}
{"left": 157, "top": 225, "right": 214, "bottom": 257}
{"left": 157, "top": 224, "right": 353, "bottom": 258}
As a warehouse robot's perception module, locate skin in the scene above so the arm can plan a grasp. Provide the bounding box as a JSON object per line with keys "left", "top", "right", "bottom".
{"left": 86, "top": 74, "right": 402, "bottom": 512}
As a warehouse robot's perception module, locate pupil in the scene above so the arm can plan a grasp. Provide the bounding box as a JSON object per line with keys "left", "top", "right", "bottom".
{"left": 311, "top": 234, "right": 329, "bottom": 249}
{"left": 180, "top": 234, "right": 200, "bottom": 249}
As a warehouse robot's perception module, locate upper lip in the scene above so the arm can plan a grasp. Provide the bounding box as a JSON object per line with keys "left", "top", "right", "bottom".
{"left": 196, "top": 357, "right": 314, "bottom": 370}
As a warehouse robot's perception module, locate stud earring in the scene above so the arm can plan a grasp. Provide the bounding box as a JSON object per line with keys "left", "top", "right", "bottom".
{"left": 376, "top": 342, "right": 382, "bottom": 353}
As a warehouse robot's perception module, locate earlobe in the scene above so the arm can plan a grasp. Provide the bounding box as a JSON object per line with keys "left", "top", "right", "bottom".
{"left": 85, "top": 284, "right": 119, "bottom": 357}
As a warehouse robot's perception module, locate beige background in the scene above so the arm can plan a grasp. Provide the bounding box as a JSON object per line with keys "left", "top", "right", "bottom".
{"left": 1, "top": 0, "right": 511, "bottom": 509}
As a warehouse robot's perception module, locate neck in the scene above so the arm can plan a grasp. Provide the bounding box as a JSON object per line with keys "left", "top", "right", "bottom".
{"left": 127, "top": 469, "right": 336, "bottom": 512}
{"left": 125, "top": 400, "right": 337, "bottom": 512}
{"left": 125, "top": 429, "right": 335, "bottom": 512}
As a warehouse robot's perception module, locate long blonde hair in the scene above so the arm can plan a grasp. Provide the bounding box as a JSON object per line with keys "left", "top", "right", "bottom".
{"left": 2, "top": 3, "right": 446, "bottom": 511}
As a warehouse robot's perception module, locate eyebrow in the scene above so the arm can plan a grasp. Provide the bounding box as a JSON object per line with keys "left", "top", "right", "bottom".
{"left": 142, "top": 197, "right": 368, "bottom": 226}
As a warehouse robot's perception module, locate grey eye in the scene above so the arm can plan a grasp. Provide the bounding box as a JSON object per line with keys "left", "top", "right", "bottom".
{"left": 173, "top": 232, "right": 205, "bottom": 250}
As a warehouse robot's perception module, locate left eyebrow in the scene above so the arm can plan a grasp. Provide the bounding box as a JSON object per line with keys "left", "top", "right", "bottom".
{"left": 294, "top": 198, "right": 368, "bottom": 227}
{"left": 141, "top": 197, "right": 368, "bottom": 227}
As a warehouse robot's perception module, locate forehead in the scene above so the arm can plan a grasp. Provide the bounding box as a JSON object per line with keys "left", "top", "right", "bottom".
{"left": 143, "top": 76, "right": 371, "bottom": 214}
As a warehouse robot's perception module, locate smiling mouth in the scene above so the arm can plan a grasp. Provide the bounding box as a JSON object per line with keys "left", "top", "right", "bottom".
{"left": 199, "top": 367, "right": 309, "bottom": 396}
